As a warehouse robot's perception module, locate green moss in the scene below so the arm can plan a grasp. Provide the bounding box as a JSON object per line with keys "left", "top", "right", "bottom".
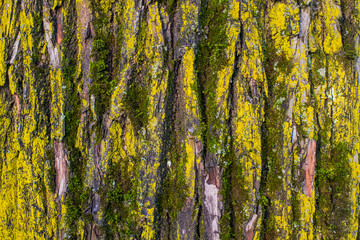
{"left": 195, "top": 0, "right": 229, "bottom": 155}
{"left": 155, "top": 124, "right": 189, "bottom": 238}
{"left": 263, "top": 40, "right": 294, "bottom": 93}
{"left": 150, "top": 62, "right": 190, "bottom": 238}
{"left": 45, "top": 148, "right": 56, "bottom": 193}
{"left": 64, "top": 148, "right": 88, "bottom": 238}
{"left": 290, "top": 140, "right": 303, "bottom": 237}
{"left": 89, "top": 0, "right": 120, "bottom": 141}
{"left": 62, "top": 0, "right": 80, "bottom": 149}
{"left": 32, "top": 2, "right": 52, "bottom": 132}
{"left": 291, "top": 187, "right": 301, "bottom": 235}
{"left": 100, "top": 158, "right": 140, "bottom": 239}
{"left": 122, "top": 82, "right": 149, "bottom": 133}
{"left": 157, "top": 160, "right": 188, "bottom": 220}
{"left": 59, "top": 1, "right": 89, "bottom": 238}
{"left": 259, "top": 28, "right": 291, "bottom": 206}
{"left": 339, "top": 0, "right": 358, "bottom": 60}
{"left": 89, "top": 37, "right": 112, "bottom": 139}
{"left": 157, "top": 0, "right": 177, "bottom": 14}
{"left": 264, "top": 215, "right": 280, "bottom": 239}
{"left": 261, "top": 98, "right": 286, "bottom": 196}
{"left": 195, "top": 0, "right": 228, "bottom": 118}
{"left": 220, "top": 135, "right": 250, "bottom": 239}
{"left": 315, "top": 141, "right": 352, "bottom": 238}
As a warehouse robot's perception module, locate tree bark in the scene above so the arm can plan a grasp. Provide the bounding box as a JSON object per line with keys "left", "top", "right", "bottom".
{"left": 0, "top": 0, "right": 359, "bottom": 239}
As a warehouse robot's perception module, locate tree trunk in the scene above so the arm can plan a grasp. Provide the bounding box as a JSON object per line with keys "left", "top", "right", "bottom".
{"left": 0, "top": 0, "right": 359, "bottom": 239}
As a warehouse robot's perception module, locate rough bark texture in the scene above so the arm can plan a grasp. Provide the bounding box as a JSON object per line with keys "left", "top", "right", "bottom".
{"left": 0, "top": 0, "right": 359, "bottom": 239}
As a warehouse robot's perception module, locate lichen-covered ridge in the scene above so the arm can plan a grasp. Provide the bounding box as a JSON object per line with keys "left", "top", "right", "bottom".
{"left": 0, "top": 0, "right": 359, "bottom": 239}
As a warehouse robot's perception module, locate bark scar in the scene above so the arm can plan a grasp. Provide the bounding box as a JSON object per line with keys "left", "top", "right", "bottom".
{"left": 55, "top": 7, "right": 63, "bottom": 45}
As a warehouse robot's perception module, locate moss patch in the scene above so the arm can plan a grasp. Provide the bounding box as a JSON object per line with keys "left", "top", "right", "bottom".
{"left": 220, "top": 136, "right": 250, "bottom": 239}
{"left": 315, "top": 141, "right": 352, "bottom": 238}
{"left": 195, "top": 0, "right": 229, "bottom": 155}
{"left": 89, "top": 0, "right": 119, "bottom": 140}
{"left": 122, "top": 82, "right": 149, "bottom": 133}
{"left": 61, "top": 0, "right": 88, "bottom": 237}
{"left": 100, "top": 158, "right": 140, "bottom": 239}
{"left": 339, "top": 0, "right": 358, "bottom": 60}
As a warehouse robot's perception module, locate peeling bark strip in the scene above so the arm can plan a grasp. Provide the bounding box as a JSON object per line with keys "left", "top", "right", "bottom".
{"left": 9, "top": 33, "right": 20, "bottom": 64}
{"left": 55, "top": 7, "right": 63, "bottom": 45}
{"left": 204, "top": 166, "right": 221, "bottom": 240}
{"left": 43, "top": 12, "right": 60, "bottom": 68}
{"left": 54, "top": 141, "right": 68, "bottom": 201}
{"left": 302, "top": 139, "right": 316, "bottom": 197}
{"left": 0, "top": 0, "right": 359, "bottom": 239}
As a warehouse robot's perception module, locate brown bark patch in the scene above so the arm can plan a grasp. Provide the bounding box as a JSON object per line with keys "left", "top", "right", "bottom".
{"left": 14, "top": 94, "right": 20, "bottom": 117}
{"left": 245, "top": 214, "right": 258, "bottom": 240}
{"left": 302, "top": 139, "right": 316, "bottom": 197}
{"left": 84, "top": 223, "right": 101, "bottom": 240}
{"left": 206, "top": 166, "right": 220, "bottom": 189}
{"left": 55, "top": 7, "right": 63, "bottom": 45}
{"left": 195, "top": 140, "right": 203, "bottom": 158}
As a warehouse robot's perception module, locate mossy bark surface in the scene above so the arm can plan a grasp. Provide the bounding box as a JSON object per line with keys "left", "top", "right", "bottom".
{"left": 0, "top": 0, "right": 359, "bottom": 239}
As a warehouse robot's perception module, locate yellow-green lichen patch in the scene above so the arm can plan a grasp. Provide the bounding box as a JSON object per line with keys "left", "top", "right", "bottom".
{"left": 268, "top": 2, "right": 299, "bottom": 59}
{"left": 0, "top": 0, "right": 19, "bottom": 86}
{"left": 183, "top": 47, "right": 200, "bottom": 201}
{"left": 0, "top": 2, "right": 61, "bottom": 238}
{"left": 0, "top": 91, "right": 15, "bottom": 239}
{"left": 323, "top": 1, "right": 342, "bottom": 54}
{"left": 0, "top": 38, "right": 6, "bottom": 86}
{"left": 180, "top": 1, "right": 198, "bottom": 42}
